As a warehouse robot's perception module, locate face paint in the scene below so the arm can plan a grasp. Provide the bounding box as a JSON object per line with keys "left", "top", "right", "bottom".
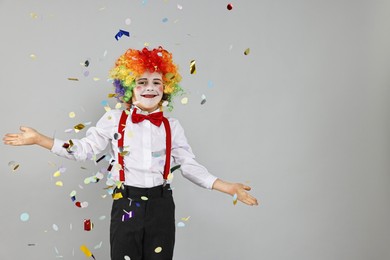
{"left": 132, "top": 71, "right": 164, "bottom": 112}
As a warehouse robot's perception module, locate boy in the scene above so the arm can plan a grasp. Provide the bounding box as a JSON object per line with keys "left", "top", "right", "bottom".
{"left": 3, "top": 46, "right": 258, "bottom": 260}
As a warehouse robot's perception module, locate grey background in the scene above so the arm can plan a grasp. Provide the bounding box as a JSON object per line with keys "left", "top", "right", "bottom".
{"left": 1, "top": 0, "right": 390, "bottom": 259}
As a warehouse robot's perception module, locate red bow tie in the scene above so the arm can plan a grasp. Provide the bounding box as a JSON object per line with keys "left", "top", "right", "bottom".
{"left": 131, "top": 108, "right": 163, "bottom": 127}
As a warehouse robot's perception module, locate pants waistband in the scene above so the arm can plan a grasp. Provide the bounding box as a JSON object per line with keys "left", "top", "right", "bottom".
{"left": 117, "top": 184, "right": 172, "bottom": 200}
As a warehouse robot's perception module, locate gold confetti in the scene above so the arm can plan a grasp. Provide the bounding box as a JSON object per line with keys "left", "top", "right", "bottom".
{"left": 67, "top": 78, "right": 79, "bottom": 81}
{"left": 244, "top": 48, "right": 250, "bottom": 55}
{"left": 74, "top": 123, "right": 85, "bottom": 131}
{"left": 104, "top": 106, "right": 111, "bottom": 112}
{"left": 144, "top": 42, "right": 150, "bottom": 47}
{"left": 29, "top": 54, "right": 37, "bottom": 59}
{"left": 55, "top": 181, "right": 63, "bottom": 187}
{"left": 154, "top": 247, "right": 162, "bottom": 253}
{"left": 9, "top": 161, "right": 20, "bottom": 171}
{"left": 115, "top": 103, "right": 122, "bottom": 109}
{"left": 112, "top": 192, "right": 123, "bottom": 200}
{"left": 141, "top": 196, "right": 148, "bottom": 201}
{"left": 108, "top": 93, "right": 116, "bottom": 98}
{"left": 190, "top": 60, "right": 196, "bottom": 74}
{"left": 181, "top": 97, "right": 188, "bottom": 105}
{"left": 69, "top": 112, "right": 76, "bottom": 118}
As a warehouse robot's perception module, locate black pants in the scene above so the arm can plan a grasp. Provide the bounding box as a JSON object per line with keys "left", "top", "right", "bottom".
{"left": 110, "top": 184, "right": 175, "bottom": 260}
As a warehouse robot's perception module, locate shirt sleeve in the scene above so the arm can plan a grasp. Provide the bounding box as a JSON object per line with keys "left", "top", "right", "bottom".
{"left": 50, "top": 110, "right": 115, "bottom": 161}
{"left": 170, "top": 119, "right": 218, "bottom": 190}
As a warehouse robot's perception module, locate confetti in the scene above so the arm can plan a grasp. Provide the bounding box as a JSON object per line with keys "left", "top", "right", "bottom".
{"left": 201, "top": 94, "right": 206, "bottom": 105}
{"left": 94, "top": 241, "right": 103, "bottom": 249}
{"left": 177, "top": 4, "right": 183, "bottom": 10}
{"left": 124, "top": 256, "right": 131, "bottom": 260}
{"left": 20, "top": 213, "right": 30, "bottom": 222}
{"left": 181, "top": 97, "right": 188, "bottom": 105}
{"left": 55, "top": 181, "right": 63, "bottom": 187}
{"left": 190, "top": 60, "right": 196, "bottom": 74}
{"left": 29, "top": 54, "right": 37, "bottom": 60}
{"left": 84, "top": 219, "right": 93, "bottom": 231}
{"left": 227, "top": 3, "right": 233, "bottom": 10}
{"left": 80, "top": 245, "right": 95, "bottom": 259}
{"left": 244, "top": 48, "right": 250, "bottom": 55}
{"left": 93, "top": 77, "right": 100, "bottom": 81}
{"left": 170, "top": 165, "right": 181, "bottom": 173}
{"left": 125, "top": 18, "right": 131, "bottom": 25}
{"left": 181, "top": 216, "right": 191, "bottom": 221}
{"left": 162, "top": 100, "right": 169, "bottom": 107}
{"left": 68, "top": 78, "right": 79, "bottom": 81}
{"left": 177, "top": 222, "right": 185, "bottom": 227}
{"left": 53, "top": 170, "right": 61, "bottom": 177}
{"left": 84, "top": 71, "right": 90, "bottom": 77}
{"left": 122, "top": 210, "right": 133, "bottom": 222}
{"left": 141, "top": 196, "right": 148, "bottom": 201}
{"left": 84, "top": 60, "right": 90, "bottom": 67}
{"left": 112, "top": 192, "right": 123, "bottom": 200}
{"left": 27, "top": 244, "right": 36, "bottom": 246}
{"left": 162, "top": 17, "right": 168, "bottom": 23}
{"left": 74, "top": 123, "right": 85, "bottom": 131}
{"left": 115, "top": 29, "right": 130, "bottom": 41}
{"left": 8, "top": 161, "right": 20, "bottom": 171}
{"left": 96, "top": 155, "right": 106, "bottom": 163}
{"left": 115, "top": 103, "right": 122, "bottom": 109}
{"left": 99, "top": 216, "right": 106, "bottom": 221}
{"left": 52, "top": 224, "right": 59, "bottom": 231}
{"left": 69, "top": 112, "right": 76, "bottom": 118}
{"left": 154, "top": 247, "right": 162, "bottom": 253}
{"left": 208, "top": 80, "right": 214, "bottom": 88}
{"left": 30, "top": 12, "right": 38, "bottom": 19}
{"left": 233, "top": 193, "right": 238, "bottom": 205}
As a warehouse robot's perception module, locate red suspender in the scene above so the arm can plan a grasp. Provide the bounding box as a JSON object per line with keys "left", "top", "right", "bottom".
{"left": 117, "top": 109, "right": 172, "bottom": 183}
{"left": 118, "top": 110, "right": 129, "bottom": 182}
{"left": 162, "top": 117, "right": 172, "bottom": 181}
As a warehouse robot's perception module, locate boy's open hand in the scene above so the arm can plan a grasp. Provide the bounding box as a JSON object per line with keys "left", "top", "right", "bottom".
{"left": 3, "top": 126, "right": 40, "bottom": 146}
{"left": 212, "top": 179, "right": 259, "bottom": 206}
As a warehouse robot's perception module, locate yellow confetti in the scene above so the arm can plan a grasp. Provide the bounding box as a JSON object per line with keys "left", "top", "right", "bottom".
{"left": 181, "top": 97, "right": 188, "bottom": 105}
{"left": 244, "top": 48, "right": 250, "bottom": 55}
{"left": 69, "top": 112, "right": 76, "bottom": 118}
{"left": 144, "top": 42, "right": 150, "bottom": 47}
{"left": 167, "top": 173, "right": 174, "bottom": 181}
{"left": 93, "top": 77, "right": 100, "bottom": 81}
{"left": 108, "top": 93, "right": 116, "bottom": 98}
{"left": 154, "top": 247, "right": 162, "bottom": 253}
{"left": 55, "top": 181, "right": 63, "bottom": 187}
{"left": 104, "top": 106, "right": 111, "bottom": 112}
{"left": 112, "top": 192, "right": 123, "bottom": 200}
{"left": 141, "top": 196, "right": 148, "bottom": 201}
{"left": 29, "top": 54, "right": 37, "bottom": 60}
{"left": 68, "top": 78, "right": 79, "bottom": 81}
{"left": 53, "top": 170, "right": 61, "bottom": 177}
{"left": 181, "top": 216, "right": 191, "bottom": 221}
{"left": 115, "top": 103, "right": 122, "bottom": 109}
{"left": 127, "top": 131, "right": 134, "bottom": 138}
{"left": 80, "top": 245, "right": 93, "bottom": 257}
{"left": 190, "top": 60, "right": 196, "bottom": 74}
{"left": 30, "top": 12, "right": 38, "bottom": 19}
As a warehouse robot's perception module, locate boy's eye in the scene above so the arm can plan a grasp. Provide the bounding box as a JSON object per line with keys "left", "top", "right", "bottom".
{"left": 137, "top": 81, "right": 147, "bottom": 85}
{"left": 153, "top": 81, "right": 162, "bottom": 85}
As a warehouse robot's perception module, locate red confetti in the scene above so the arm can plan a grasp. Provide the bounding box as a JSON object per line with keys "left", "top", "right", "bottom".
{"left": 227, "top": 3, "right": 233, "bottom": 10}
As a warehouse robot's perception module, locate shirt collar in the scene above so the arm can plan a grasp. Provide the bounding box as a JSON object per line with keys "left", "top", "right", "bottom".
{"left": 132, "top": 105, "right": 161, "bottom": 115}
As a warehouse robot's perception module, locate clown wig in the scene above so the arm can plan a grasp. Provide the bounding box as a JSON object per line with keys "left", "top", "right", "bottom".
{"left": 109, "top": 46, "right": 183, "bottom": 110}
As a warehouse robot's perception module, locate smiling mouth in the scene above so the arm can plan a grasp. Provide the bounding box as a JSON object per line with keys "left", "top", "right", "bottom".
{"left": 141, "top": 94, "right": 158, "bottom": 98}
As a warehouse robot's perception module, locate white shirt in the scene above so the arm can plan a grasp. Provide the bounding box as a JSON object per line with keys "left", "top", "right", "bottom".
{"left": 51, "top": 107, "right": 218, "bottom": 189}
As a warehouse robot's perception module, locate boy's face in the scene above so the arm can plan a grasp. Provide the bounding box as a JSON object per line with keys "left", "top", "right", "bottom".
{"left": 132, "top": 71, "right": 164, "bottom": 112}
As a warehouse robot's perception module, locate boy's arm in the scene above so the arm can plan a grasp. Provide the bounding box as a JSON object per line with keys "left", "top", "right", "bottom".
{"left": 212, "top": 179, "right": 259, "bottom": 206}
{"left": 3, "top": 126, "right": 53, "bottom": 149}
